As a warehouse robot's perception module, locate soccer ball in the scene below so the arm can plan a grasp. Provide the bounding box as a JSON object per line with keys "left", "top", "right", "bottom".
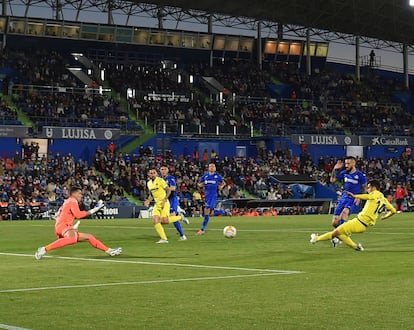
{"left": 223, "top": 225, "right": 237, "bottom": 238}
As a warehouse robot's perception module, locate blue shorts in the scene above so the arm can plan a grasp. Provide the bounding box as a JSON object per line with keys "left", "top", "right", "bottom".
{"left": 334, "top": 196, "right": 356, "bottom": 216}
{"left": 349, "top": 202, "right": 362, "bottom": 215}
{"left": 204, "top": 195, "right": 217, "bottom": 210}
{"left": 169, "top": 197, "right": 178, "bottom": 214}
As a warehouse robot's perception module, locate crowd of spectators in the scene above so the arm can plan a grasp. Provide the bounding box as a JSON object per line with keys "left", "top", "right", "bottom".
{"left": 1, "top": 48, "right": 139, "bottom": 132}
{"left": 1, "top": 46, "right": 414, "bottom": 218}
{"left": 106, "top": 59, "right": 414, "bottom": 137}
{"left": 238, "top": 99, "right": 413, "bottom": 136}
{"left": 0, "top": 150, "right": 129, "bottom": 220}
{"left": 89, "top": 143, "right": 414, "bottom": 217}
{"left": 0, "top": 48, "right": 80, "bottom": 87}
{"left": 223, "top": 62, "right": 413, "bottom": 136}
{"left": 2, "top": 46, "right": 413, "bottom": 137}
{"left": 104, "top": 63, "right": 188, "bottom": 95}
{"left": 13, "top": 89, "right": 128, "bottom": 130}
{"left": 0, "top": 98, "right": 18, "bottom": 125}
{"left": 1, "top": 141, "right": 413, "bottom": 220}
{"left": 129, "top": 97, "right": 248, "bottom": 136}
{"left": 191, "top": 60, "right": 271, "bottom": 97}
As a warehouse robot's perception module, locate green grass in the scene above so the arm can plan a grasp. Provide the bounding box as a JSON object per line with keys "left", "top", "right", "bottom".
{"left": 1, "top": 213, "right": 413, "bottom": 329}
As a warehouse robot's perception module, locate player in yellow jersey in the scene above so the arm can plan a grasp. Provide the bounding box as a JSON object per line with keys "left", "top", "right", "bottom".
{"left": 144, "top": 167, "right": 182, "bottom": 243}
{"left": 310, "top": 180, "right": 396, "bottom": 251}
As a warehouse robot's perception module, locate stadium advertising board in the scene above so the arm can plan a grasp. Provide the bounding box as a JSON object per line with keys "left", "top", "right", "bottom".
{"left": 40, "top": 126, "right": 121, "bottom": 140}
{"left": 359, "top": 136, "right": 414, "bottom": 146}
{"left": 0, "top": 126, "right": 30, "bottom": 137}
{"left": 291, "top": 134, "right": 359, "bottom": 145}
{"left": 95, "top": 206, "right": 134, "bottom": 219}
{"left": 143, "top": 92, "right": 190, "bottom": 102}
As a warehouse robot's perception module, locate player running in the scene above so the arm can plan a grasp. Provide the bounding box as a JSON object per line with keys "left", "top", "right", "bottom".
{"left": 144, "top": 167, "right": 183, "bottom": 243}
{"left": 160, "top": 164, "right": 188, "bottom": 241}
{"left": 197, "top": 163, "right": 225, "bottom": 235}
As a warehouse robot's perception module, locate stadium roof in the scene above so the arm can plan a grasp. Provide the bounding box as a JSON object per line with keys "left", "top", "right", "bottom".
{"left": 142, "top": 0, "right": 414, "bottom": 45}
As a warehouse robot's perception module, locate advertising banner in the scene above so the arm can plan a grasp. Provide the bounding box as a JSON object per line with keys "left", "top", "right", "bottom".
{"left": 291, "top": 134, "right": 359, "bottom": 145}
{"left": 0, "top": 125, "right": 30, "bottom": 137}
{"left": 359, "top": 136, "right": 413, "bottom": 146}
{"left": 40, "top": 126, "right": 121, "bottom": 140}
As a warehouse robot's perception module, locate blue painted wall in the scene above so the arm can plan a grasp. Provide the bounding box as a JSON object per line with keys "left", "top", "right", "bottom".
{"left": 1, "top": 135, "right": 409, "bottom": 165}
{"left": 0, "top": 137, "right": 110, "bottom": 162}
{"left": 48, "top": 139, "right": 106, "bottom": 162}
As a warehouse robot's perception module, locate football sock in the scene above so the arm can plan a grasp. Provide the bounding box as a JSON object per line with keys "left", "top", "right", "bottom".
{"left": 338, "top": 219, "right": 346, "bottom": 226}
{"left": 154, "top": 222, "right": 168, "bottom": 240}
{"left": 88, "top": 235, "right": 108, "bottom": 251}
{"left": 315, "top": 231, "right": 332, "bottom": 242}
{"left": 173, "top": 221, "right": 184, "bottom": 237}
{"left": 45, "top": 236, "right": 78, "bottom": 251}
{"left": 201, "top": 215, "right": 210, "bottom": 231}
{"left": 167, "top": 215, "right": 181, "bottom": 223}
{"left": 338, "top": 234, "right": 357, "bottom": 249}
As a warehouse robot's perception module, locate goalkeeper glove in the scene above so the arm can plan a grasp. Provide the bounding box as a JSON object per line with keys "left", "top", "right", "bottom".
{"left": 89, "top": 200, "right": 105, "bottom": 214}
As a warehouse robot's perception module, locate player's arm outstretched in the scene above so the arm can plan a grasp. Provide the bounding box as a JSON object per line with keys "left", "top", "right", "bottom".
{"left": 380, "top": 197, "right": 397, "bottom": 221}
{"left": 330, "top": 160, "right": 343, "bottom": 183}
{"left": 354, "top": 183, "right": 367, "bottom": 206}
{"left": 346, "top": 191, "right": 369, "bottom": 200}
{"left": 88, "top": 200, "right": 105, "bottom": 215}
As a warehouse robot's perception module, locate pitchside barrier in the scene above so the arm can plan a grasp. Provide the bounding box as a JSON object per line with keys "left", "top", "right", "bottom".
{"left": 220, "top": 198, "right": 333, "bottom": 215}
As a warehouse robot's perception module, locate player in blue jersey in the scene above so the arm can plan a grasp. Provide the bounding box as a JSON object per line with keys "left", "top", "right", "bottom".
{"left": 160, "top": 165, "right": 190, "bottom": 227}
{"left": 330, "top": 156, "right": 366, "bottom": 246}
{"left": 160, "top": 165, "right": 188, "bottom": 241}
{"left": 197, "top": 163, "right": 225, "bottom": 235}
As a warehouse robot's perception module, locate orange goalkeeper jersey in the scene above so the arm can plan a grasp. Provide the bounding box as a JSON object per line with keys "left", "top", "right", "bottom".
{"left": 55, "top": 197, "right": 89, "bottom": 227}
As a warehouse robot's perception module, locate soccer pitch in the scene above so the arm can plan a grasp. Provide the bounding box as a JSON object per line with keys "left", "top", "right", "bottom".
{"left": 1, "top": 214, "right": 413, "bottom": 329}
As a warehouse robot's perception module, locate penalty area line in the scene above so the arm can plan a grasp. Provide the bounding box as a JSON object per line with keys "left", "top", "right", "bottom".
{"left": 0, "top": 252, "right": 303, "bottom": 274}
{"left": 0, "top": 272, "right": 291, "bottom": 293}
{"left": 0, "top": 324, "right": 32, "bottom": 330}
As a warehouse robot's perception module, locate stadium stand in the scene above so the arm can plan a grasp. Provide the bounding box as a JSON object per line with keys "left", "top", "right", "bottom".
{"left": 0, "top": 1, "right": 413, "bottom": 217}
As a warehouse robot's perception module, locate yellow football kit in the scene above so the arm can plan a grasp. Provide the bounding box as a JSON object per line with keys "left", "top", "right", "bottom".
{"left": 337, "top": 190, "right": 396, "bottom": 237}
{"left": 147, "top": 177, "right": 170, "bottom": 217}
{"left": 316, "top": 190, "right": 396, "bottom": 249}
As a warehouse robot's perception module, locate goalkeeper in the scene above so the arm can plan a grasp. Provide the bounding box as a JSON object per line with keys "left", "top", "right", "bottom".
{"left": 35, "top": 186, "right": 122, "bottom": 259}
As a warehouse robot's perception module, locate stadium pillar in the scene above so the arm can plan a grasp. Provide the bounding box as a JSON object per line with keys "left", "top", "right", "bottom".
{"left": 107, "top": 0, "right": 113, "bottom": 25}
{"left": 55, "top": 0, "right": 62, "bottom": 20}
{"left": 157, "top": 6, "right": 164, "bottom": 29}
{"left": 306, "top": 28, "right": 311, "bottom": 76}
{"left": 355, "top": 36, "right": 360, "bottom": 82}
{"left": 257, "top": 21, "right": 262, "bottom": 70}
{"left": 403, "top": 43, "right": 409, "bottom": 89}
{"left": 2, "top": 0, "right": 6, "bottom": 16}
{"left": 277, "top": 23, "right": 283, "bottom": 39}
{"left": 208, "top": 15, "right": 213, "bottom": 68}
{"left": 208, "top": 15, "right": 213, "bottom": 33}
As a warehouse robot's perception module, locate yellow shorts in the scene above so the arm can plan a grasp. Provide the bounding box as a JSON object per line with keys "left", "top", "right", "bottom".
{"left": 152, "top": 200, "right": 170, "bottom": 218}
{"left": 337, "top": 217, "right": 367, "bottom": 236}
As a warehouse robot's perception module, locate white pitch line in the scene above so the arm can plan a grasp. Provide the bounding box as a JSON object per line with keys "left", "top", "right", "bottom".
{"left": 0, "top": 272, "right": 286, "bottom": 294}
{"left": 0, "top": 324, "right": 32, "bottom": 330}
{"left": 20, "top": 224, "right": 414, "bottom": 234}
{"left": 0, "top": 252, "right": 303, "bottom": 274}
